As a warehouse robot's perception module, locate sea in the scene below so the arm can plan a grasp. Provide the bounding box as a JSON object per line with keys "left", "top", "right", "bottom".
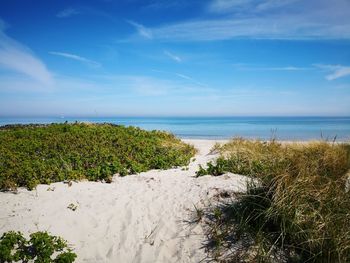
{"left": 0, "top": 116, "right": 349, "bottom": 141}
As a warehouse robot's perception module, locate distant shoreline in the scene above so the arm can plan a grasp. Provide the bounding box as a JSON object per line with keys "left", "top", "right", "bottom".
{"left": 0, "top": 118, "right": 349, "bottom": 142}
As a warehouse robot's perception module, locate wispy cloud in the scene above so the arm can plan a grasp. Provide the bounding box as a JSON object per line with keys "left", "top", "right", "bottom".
{"left": 56, "top": 6, "right": 115, "bottom": 22}
{"left": 56, "top": 8, "right": 80, "bottom": 18}
{"left": 0, "top": 21, "right": 53, "bottom": 86}
{"left": 208, "top": 0, "right": 305, "bottom": 14}
{"left": 151, "top": 18, "right": 350, "bottom": 41}
{"left": 49, "top": 51, "right": 101, "bottom": 68}
{"left": 127, "top": 20, "right": 153, "bottom": 39}
{"left": 128, "top": 76, "right": 170, "bottom": 96}
{"left": 208, "top": 0, "right": 308, "bottom": 14}
{"left": 1, "top": 71, "right": 347, "bottom": 116}
{"left": 255, "top": 0, "right": 301, "bottom": 11}
{"left": 175, "top": 73, "right": 206, "bottom": 86}
{"left": 133, "top": 0, "right": 350, "bottom": 41}
{"left": 151, "top": 69, "right": 206, "bottom": 87}
{"left": 142, "top": 0, "right": 193, "bottom": 11}
{"left": 233, "top": 64, "right": 310, "bottom": 71}
{"left": 314, "top": 64, "right": 350, "bottom": 80}
{"left": 208, "top": 0, "right": 250, "bottom": 13}
{"left": 269, "top": 66, "right": 309, "bottom": 71}
{"left": 164, "top": 50, "right": 182, "bottom": 62}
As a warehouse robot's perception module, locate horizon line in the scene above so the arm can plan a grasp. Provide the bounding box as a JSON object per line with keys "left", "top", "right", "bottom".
{"left": 1, "top": 115, "right": 350, "bottom": 119}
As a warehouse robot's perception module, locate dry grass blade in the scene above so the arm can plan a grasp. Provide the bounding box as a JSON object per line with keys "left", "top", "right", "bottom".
{"left": 197, "top": 139, "right": 350, "bottom": 262}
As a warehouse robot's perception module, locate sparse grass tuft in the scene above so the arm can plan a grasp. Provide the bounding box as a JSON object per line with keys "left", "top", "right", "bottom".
{"left": 198, "top": 138, "right": 350, "bottom": 262}
{"left": 193, "top": 204, "right": 204, "bottom": 223}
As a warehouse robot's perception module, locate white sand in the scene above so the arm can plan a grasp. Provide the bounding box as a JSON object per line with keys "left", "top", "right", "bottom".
{"left": 0, "top": 139, "right": 249, "bottom": 263}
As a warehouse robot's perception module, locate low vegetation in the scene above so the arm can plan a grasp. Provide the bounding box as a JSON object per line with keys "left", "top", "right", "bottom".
{"left": 197, "top": 139, "right": 350, "bottom": 262}
{"left": 0, "top": 231, "right": 76, "bottom": 262}
{"left": 0, "top": 123, "right": 195, "bottom": 190}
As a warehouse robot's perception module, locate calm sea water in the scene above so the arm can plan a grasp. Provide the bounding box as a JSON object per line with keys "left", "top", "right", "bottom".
{"left": 0, "top": 117, "right": 349, "bottom": 141}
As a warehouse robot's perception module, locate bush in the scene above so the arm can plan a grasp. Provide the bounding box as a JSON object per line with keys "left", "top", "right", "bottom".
{"left": 198, "top": 138, "right": 350, "bottom": 262}
{"left": 0, "top": 231, "right": 76, "bottom": 263}
{"left": 0, "top": 123, "right": 195, "bottom": 190}
{"left": 197, "top": 158, "right": 227, "bottom": 177}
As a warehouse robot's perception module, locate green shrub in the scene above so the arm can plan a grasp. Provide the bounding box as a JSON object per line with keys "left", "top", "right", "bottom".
{"left": 0, "top": 123, "right": 195, "bottom": 190}
{"left": 0, "top": 231, "right": 76, "bottom": 263}
{"left": 198, "top": 138, "right": 350, "bottom": 262}
{"left": 196, "top": 158, "right": 228, "bottom": 177}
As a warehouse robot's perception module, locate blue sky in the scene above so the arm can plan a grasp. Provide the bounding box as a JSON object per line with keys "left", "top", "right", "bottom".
{"left": 0, "top": 0, "right": 350, "bottom": 117}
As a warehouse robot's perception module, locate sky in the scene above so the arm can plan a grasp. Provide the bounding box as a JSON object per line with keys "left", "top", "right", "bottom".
{"left": 0, "top": 0, "right": 350, "bottom": 117}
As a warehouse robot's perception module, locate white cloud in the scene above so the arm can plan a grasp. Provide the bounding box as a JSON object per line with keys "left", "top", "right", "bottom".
{"left": 132, "top": 0, "right": 350, "bottom": 41}
{"left": 175, "top": 73, "right": 206, "bottom": 86}
{"left": 106, "top": 74, "right": 210, "bottom": 96}
{"left": 164, "top": 50, "right": 182, "bottom": 62}
{"left": 56, "top": 8, "right": 80, "bottom": 18}
{"left": 129, "top": 76, "right": 169, "bottom": 96}
{"left": 0, "top": 22, "right": 53, "bottom": 86}
{"left": 127, "top": 20, "right": 153, "bottom": 39}
{"left": 208, "top": 0, "right": 249, "bottom": 13}
{"left": 143, "top": 0, "right": 191, "bottom": 11}
{"left": 151, "top": 17, "right": 350, "bottom": 41}
{"left": 1, "top": 71, "right": 348, "bottom": 116}
{"left": 175, "top": 73, "right": 192, "bottom": 80}
{"left": 271, "top": 66, "right": 308, "bottom": 71}
{"left": 151, "top": 69, "right": 206, "bottom": 87}
{"left": 208, "top": 0, "right": 304, "bottom": 13}
{"left": 315, "top": 64, "right": 350, "bottom": 80}
{"left": 260, "top": 66, "right": 309, "bottom": 71}
{"left": 255, "top": 0, "right": 301, "bottom": 11}
{"left": 56, "top": 7, "right": 115, "bottom": 21}
{"left": 233, "top": 64, "right": 310, "bottom": 71}
{"left": 49, "top": 51, "right": 101, "bottom": 68}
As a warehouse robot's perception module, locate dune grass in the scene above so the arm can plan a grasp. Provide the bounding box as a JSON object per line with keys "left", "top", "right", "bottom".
{"left": 0, "top": 123, "right": 195, "bottom": 190}
{"left": 197, "top": 139, "right": 350, "bottom": 262}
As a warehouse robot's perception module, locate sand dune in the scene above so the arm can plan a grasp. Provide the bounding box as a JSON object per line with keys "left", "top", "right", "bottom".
{"left": 0, "top": 139, "right": 249, "bottom": 263}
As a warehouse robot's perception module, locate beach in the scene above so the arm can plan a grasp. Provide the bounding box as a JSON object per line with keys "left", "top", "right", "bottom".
{"left": 1, "top": 0, "right": 349, "bottom": 260}
{"left": 0, "top": 139, "right": 249, "bottom": 263}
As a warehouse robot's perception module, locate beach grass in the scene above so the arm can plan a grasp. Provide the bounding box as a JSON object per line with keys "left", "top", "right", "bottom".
{"left": 197, "top": 139, "right": 350, "bottom": 262}
{"left": 0, "top": 123, "right": 195, "bottom": 190}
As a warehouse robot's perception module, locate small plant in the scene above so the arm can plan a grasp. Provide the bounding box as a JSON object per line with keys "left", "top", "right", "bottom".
{"left": 209, "top": 142, "right": 222, "bottom": 155}
{"left": 196, "top": 158, "right": 227, "bottom": 177}
{"left": 192, "top": 204, "right": 204, "bottom": 223}
{"left": 0, "top": 231, "right": 76, "bottom": 262}
{"left": 67, "top": 203, "right": 78, "bottom": 211}
{"left": 196, "top": 165, "right": 208, "bottom": 176}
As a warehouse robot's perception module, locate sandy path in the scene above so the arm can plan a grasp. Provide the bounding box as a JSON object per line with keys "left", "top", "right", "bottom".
{"left": 0, "top": 139, "right": 248, "bottom": 263}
